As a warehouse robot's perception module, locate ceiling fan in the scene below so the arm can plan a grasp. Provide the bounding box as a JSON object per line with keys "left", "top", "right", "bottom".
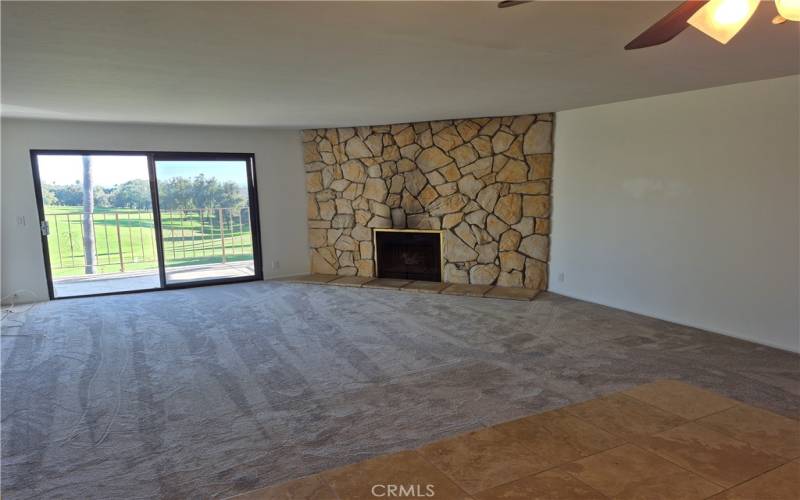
{"left": 497, "top": 0, "right": 800, "bottom": 49}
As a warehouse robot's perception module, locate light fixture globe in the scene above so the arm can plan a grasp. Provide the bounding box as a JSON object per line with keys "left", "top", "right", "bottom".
{"left": 687, "top": 0, "right": 760, "bottom": 44}
{"left": 776, "top": 0, "right": 800, "bottom": 21}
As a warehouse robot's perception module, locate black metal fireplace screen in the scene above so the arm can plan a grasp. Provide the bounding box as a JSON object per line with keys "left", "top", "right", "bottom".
{"left": 374, "top": 230, "right": 442, "bottom": 282}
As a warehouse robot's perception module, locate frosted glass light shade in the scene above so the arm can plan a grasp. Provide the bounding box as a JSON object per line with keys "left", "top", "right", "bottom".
{"left": 776, "top": 0, "right": 800, "bottom": 21}
{"left": 688, "top": 0, "right": 760, "bottom": 44}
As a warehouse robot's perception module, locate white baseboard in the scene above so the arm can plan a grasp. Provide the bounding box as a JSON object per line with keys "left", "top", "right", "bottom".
{"left": 546, "top": 287, "right": 799, "bottom": 354}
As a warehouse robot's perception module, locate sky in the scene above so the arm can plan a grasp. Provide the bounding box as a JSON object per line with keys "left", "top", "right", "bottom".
{"left": 36, "top": 155, "right": 248, "bottom": 187}
{"left": 156, "top": 161, "right": 248, "bottom": 185}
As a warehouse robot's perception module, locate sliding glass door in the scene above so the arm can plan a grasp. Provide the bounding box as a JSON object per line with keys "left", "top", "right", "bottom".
{"left": 31, "top": 151, "right": 261, "bottom": 299}
{"left": 32, "top": 153, "right": 160, "bottom": 298}
{"left": 153, "top": 154, "right": 259, "bottom": 286}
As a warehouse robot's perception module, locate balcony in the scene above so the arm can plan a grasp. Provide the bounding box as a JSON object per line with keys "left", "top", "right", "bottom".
{"left": 45, "top": 207, "right": 256, "bottom": 297}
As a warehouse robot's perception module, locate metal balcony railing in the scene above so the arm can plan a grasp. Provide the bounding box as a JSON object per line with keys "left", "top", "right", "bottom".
{"left": 44, "top": 208, "right": 252, "bottom": 277}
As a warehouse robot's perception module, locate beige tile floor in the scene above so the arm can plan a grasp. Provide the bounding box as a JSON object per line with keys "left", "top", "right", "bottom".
{"left": 278, "top": 274, "right": 541, "bottom": 301}
{"left": 230, "top": 380, "right": 799, "bottom": 499}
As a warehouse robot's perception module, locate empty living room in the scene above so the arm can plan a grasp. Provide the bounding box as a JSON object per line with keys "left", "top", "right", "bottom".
{"left": 1, "top": 1, "right": 798, "bottom": 499}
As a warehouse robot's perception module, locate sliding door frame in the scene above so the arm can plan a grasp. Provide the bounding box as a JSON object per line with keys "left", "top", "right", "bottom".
{"left": 29, "top": 149, "right": 263, "bottom": 300}
{"left": 151, "top": 151, "right": 263, "bottom": 290}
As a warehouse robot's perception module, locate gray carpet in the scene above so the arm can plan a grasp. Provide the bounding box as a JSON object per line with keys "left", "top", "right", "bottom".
{"left": 2, "top": 281, "right": 798, "bottom": 499}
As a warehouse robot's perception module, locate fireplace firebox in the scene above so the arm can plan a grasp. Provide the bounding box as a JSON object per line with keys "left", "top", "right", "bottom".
{"left": 374, "top": 229, "right": 443, "bottom": 282}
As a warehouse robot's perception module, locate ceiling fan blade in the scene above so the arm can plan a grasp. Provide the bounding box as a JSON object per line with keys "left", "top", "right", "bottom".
{"left": 498, "top": 1, "right": 531, "bottom": 8}
{"left": 625, "top": 1, "right": 708, "bottom": 50}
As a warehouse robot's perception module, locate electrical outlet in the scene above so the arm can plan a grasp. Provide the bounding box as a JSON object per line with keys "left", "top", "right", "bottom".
{"left": 558, "top": 272, "right": 565, "bottom": 283}
{"left": 271, "top": 260, "right": 280, "bottom": 270}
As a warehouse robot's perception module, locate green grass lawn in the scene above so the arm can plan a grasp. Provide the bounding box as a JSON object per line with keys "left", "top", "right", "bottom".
{"left": 45, "top": 206, "right": 254, "bottom": 278}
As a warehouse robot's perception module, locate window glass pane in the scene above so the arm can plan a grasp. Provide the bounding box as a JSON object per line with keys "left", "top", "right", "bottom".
{"left": 36, "top": 154, "right": 159, "bottom": 297}
{"left": 154, "top": 159, "right": 257, "bottom": 285}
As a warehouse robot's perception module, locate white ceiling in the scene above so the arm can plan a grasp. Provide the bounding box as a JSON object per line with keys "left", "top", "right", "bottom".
{"left": 2, "top": 1, "right": 798, "bottom": 128}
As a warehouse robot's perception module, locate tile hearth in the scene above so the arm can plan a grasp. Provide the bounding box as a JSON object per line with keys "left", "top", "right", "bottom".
{"left": 230, "top": 380, "right": 800, "bottom": 499}
{"left": 278, "top": 274, "right": 541, "bottom": 301}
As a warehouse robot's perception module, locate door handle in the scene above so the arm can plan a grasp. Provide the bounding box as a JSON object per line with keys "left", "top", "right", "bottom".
{"left": 40, "top": 220, "right": 50, "bottom": 236}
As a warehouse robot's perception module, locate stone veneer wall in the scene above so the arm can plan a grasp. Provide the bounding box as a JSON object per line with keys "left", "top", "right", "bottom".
{"left": 302, "top": 113, "right": 553, "bottom": 289}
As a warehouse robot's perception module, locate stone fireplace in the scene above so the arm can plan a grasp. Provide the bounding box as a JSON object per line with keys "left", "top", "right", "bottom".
{"left": 303, "top": 113, "right": 553, "bottom": 289}
{"left": 374, "top": 229, "right": 442, "bottom": 282}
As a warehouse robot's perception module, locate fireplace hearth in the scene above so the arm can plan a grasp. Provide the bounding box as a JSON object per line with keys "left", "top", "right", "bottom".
{"left": 374, "top": 229, "right": 442, "bottom": 282}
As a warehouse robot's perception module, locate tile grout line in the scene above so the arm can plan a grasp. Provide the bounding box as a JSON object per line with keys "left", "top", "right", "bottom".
{"left": 479, "top": 444, "right": 624, "bottom": 499}
{"left": 472, "top": 462, "right": 613, "bottom": 499}
{"left": 700, "top": 456, "right": 796, "bottom": 496}
{"left": 547, "top": 393, "right": 735, "bottom": 493}
{"left": 409, "top": 449, "right": 480, "bottom": 498}
{"left": 366, "top": 385, "right": 788, "bottom": 499}
{"left": 604, "top": 393, "right": 792, "bottom": 493}
{"left": 559, "top": 392, "right": 735, "bottom": 492}
{"left": 417, "top": 413, "right": 622, "bottom": 499}
{"left": 315, "top": 442, "right": 795, "bottom": 500}
{"left": 624, "top": 441, "right": 731, "bottom": 492}
{"left": 625, "top": 414, "right": 791, "bottom": 489}
{"left": 226, "top": 380, "right": 796, "bottom": 499}
{"left": 549, "top": 443, "right": 628, "bottom": 500}
{"left": 619, "top": 389, "right": 738, "bottom": 422}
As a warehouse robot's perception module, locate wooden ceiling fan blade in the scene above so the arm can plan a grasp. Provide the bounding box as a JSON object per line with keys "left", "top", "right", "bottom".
{"left": 498, "top": 1, "right": 531, "bottom": 8}
{"left": 625, "top": 1, "right": 708, "bottom": 50}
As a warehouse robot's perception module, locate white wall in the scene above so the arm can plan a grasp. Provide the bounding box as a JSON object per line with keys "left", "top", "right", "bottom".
{"left": 4, "top": 78, "right": 798, "bottom": 352}
{"left": 1, "top": 119, "right": 308, "bottom": 302}
{"left": 551, "top": 75, "right": 799, "bottom": 352}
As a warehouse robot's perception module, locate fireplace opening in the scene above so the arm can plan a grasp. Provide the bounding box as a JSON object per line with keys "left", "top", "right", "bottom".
{"left": 374, "top": 230, "right": 442, "bottom": 282}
